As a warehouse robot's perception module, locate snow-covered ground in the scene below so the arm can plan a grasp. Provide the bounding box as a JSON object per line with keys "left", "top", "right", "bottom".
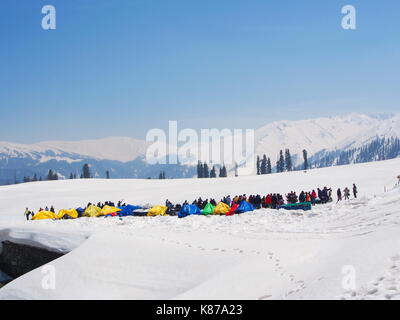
{"left": 0, "top": 158, "right": 399, "bottom": 300}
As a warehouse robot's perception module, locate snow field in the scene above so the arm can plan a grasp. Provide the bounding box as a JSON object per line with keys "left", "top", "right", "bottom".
{"left": 0, "top": 158, "right": 399, "bottom": 299}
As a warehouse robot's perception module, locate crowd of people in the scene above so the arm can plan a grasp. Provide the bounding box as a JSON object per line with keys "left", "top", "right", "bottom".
{"left": 164, "top": 184, "right": 358, "bottom": 214}
{"left": 25, "top": 184, "right": 359, "bottom": 220}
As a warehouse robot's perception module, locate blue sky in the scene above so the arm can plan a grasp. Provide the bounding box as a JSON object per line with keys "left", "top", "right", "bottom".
{"left": 0, "top": 0, "right": 399, "bottom": 143}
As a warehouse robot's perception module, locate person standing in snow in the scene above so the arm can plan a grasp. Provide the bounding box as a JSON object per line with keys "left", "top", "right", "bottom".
{"left": 344, "top": 187, "right": 350, "bottom": 200}
{"left": 353, "top": 184, "right": 358, "bottom": 198}
{"left": 322, "top": 187, "right": 329, "bottom": 203}
{"left": 24, "top": 208, "right": 30, "bottom": 221}
{"left": 311, "top": 190, "right": 317, "bottom": 205}
{"left": 265, "top": 194, "right": 272, "bottom": 208}
{"left": 337, "top": 188, "right": 342, "bottom": 203}
{"left": 299, "top": 191, "right": 306, "bottom": 203}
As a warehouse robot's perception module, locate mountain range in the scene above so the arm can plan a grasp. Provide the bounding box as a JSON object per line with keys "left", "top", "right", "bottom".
{"left": 1, "top": 113, "right": 399, "bottom": 185}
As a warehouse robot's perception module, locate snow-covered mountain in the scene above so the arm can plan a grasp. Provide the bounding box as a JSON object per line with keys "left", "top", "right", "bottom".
{"left": 0, "top": 137, "right": 149, "bottom": 163}
{"left": 36, "top": 136, "right": 150, "bottom": 163}
{"left": 254, "top": 113, "right": 400, "bottom": 165}
{"left": 0, "top": 112, "right": 399, "bottom": 184}
{"left": 0, "top": 138, "right": 194, "bottom": 184}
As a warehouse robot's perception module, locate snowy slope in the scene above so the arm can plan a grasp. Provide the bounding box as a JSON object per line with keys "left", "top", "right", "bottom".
{"left": 0, "top": 141, "right": 70, "bottom": 160}
{"left": 338, "top": 114, "right": 400, "bottom": 150}
{"left": 0, "top": 158, "right": 400, "bottom": 299}
{"left": 255, "top": 113, "right": 400, "bottom": 165}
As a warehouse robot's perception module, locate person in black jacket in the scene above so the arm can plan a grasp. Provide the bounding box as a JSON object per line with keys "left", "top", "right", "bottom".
{"left": 337, "top": 188, "right": 342, "bottom": 203}
{"left": 353, "top": 184, "right": 358, "bottom": 198}
{"left": 24, "top": 208, "right": 30, "bottom": 220}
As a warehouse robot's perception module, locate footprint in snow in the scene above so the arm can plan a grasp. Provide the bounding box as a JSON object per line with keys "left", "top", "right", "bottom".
{"left": 391, "top": 254, "right": 400, "bottom": 261}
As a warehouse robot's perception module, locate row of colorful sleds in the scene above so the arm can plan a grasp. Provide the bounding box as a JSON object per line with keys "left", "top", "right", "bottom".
{"left": 178, "top": 201, "right": 255, "bottom": 218}
{"left": 277, "top": 202, "right": 312, "bottom": 211}
{"left": 32, "top": 201, "right": 256, "bottom": 220}
{"left": 32, "top": 205, "right": 145, "bottom": 220}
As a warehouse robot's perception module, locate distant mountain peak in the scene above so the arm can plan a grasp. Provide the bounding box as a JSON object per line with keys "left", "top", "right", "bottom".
{"left": 0, "top": 112, "right": 399, "bottom": 184}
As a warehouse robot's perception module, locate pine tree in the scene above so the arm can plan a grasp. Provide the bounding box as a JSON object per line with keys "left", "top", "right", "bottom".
{"left": 219, "top": 164, "right": 227, "bottom": 177}
{"left": 47, "top": 171, "right": 58, "bottom": 181}
{"left": 32, "top": 174, "right": 38, "bottom": 182}
{"left": 203, "top": 162, "right": 210, "bottom": 178}
{"left": 256, "top": 156, "right": 261, "bottom": 175}
{"left": 277, "top": 150, "right": 285, "bottom": 173}
{"left": 303, "top": 149, "right": 308, "bottom": 170}
{"left": 197, "top": 161, "right": 203, "bottom": 178}
{"left": 285, "top": 149, "right": 292, "bottom": 172}
{"left": 82, "top": 164, "right": 91, "bottom": 179}
{"left": 210, "top": 166, "right": 217, "bottom": 178}
{"left": 47, "top": 169, "right": 54, "bottom": 181}
{"left": 261, "top": 155, "right": 267, "bottom": 174}
{"left": 267, "top": 158, "right": 272, "bottom": 174}
{"left": 69, "top": 173, "right": 74, "bottom": 179}
{"left": 106, "top": 170, "right": 110, "bottom": 179}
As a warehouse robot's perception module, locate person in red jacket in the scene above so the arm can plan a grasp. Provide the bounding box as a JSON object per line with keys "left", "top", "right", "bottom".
{"left": 265, "top": 194, "right": 272, "bottom": 208}
{"left": 311, "top": 190, "right": 317, "bottom": 205}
